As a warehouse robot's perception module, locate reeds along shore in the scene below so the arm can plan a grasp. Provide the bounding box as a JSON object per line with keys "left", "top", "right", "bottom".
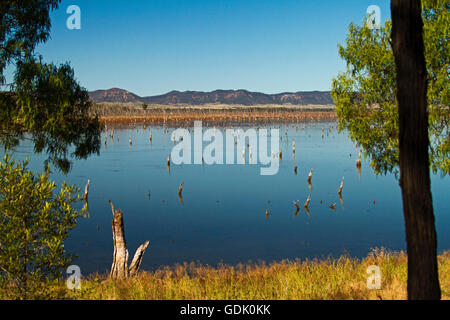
{"left": 90, "top": 103, "right": 337, "bottom": 126}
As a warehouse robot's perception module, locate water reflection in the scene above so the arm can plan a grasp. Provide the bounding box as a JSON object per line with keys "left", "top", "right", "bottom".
{"left": 178, "top": 183, "right": 184, "bottom": 205}
{"left": 294, "top": 201, "right": 300, "bottom": 217}
{"left": 304, "top": 206, "right": 311, "bottom": 216}
{"left": 339, "top": 193, "right": 344, "bottom": 210}
{"left": 357, "top": 165, "right": 362, "bottom": 180}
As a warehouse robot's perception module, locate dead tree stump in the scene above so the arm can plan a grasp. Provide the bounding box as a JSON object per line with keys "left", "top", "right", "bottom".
{"left": 109, "top": 200, "right": 149, "bottom": 279}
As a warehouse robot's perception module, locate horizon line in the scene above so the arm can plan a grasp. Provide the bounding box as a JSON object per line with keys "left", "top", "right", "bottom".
{"left": 89, "top": 87, "right": 332, "bottom": 98}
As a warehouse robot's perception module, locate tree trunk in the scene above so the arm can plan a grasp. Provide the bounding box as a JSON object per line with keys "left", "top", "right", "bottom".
{"left": 391, "top": 0, "right": 441, "bottom": 300}
{"left": 109, "top": 200, "right": 149, "bottom": 279}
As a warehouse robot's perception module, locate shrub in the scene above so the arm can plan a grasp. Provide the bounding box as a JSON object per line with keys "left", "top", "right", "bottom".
{"left": 0, "top": 155, "right": 85, "bottom": 299}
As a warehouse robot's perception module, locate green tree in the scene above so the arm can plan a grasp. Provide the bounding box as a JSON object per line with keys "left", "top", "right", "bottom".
{"left": 0, "top": 0, "right": 101, "bottom": 173}
{"left": 331, "top": 0, "right": 449, "bottom": 176}
{"left": 0, "top": 155, "right": 85, "bottom": 299}
{"left": 333, "top": 0, "right": 447, "bottom": 300}
{"left": 142, "top": 103, "right": 148, "bottom": 110}
{"left": 0, "top": 1, "right": 98, "bottom": 299}
{"left": 391, "top": 0, "right": 441, "bottom": 300}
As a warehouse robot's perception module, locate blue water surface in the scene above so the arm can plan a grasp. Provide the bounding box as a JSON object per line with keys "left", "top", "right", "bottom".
{"left": 4, "top": 120, "right": 449, "bottom": 274}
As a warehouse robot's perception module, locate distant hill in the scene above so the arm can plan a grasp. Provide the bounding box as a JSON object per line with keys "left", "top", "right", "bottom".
{"left": 89, "top": 88, "right": 334, "bottom": 106}
{"left": 89, "top": 88, "right": 142, "bottom": 103}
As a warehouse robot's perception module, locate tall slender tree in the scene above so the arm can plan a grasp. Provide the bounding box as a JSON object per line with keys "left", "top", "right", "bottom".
{"left": 391, "top": 0, "right": 441, "bottom": 299}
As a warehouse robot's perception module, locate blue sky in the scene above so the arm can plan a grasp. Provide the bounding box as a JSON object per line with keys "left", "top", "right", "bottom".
{"left": 30, "top": 0, "right": 390, "bottom": 96}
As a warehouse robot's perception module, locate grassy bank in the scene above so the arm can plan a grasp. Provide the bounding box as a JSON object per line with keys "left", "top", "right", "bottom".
{"left": 69, "top": 249, "right": 450, "bottom": 300}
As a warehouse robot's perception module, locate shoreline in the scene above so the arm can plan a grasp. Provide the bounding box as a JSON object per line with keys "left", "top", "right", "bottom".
{"left": 65, "top": 249, "right": 449, "bottom": 300}
{"left": 95, "top": 106, "right": 337, "bottom": 125}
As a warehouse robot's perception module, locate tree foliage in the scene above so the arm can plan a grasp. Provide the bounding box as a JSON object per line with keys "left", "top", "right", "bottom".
{"left": 331, "top": 0, "right": 449, "bottom": 175}
{"left": 0, "top": 0, "right": 101, "bottom": 173}
{"left": 0, "top": 0, "right": 99, "bottom": 299}
{"left": 0, "top": 0, "right": 60, "bottom": 80}
{"left": 0, "top": 155, "right": 85, "bottom": 299}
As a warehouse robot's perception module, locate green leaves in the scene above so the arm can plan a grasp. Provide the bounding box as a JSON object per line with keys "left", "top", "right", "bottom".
{"left": 0, "top": 1, "right": 102, "bottom": 174}
{"left": 332, "top": 0, "right": 449, "bottom": 176}
{"left": 0, "top": 1, "right": 62, "bottom": 78}
{"left": 11, "top": 57, "right": 102, "bottom": 173}
{"left": 0, "top": 2, "right": 96, "bottom": 297}
{"left": 0, "top": 57, "right": 102, "bottom": 174}
{"left": 0, "top": 154, "right": 85, "bottom": 299}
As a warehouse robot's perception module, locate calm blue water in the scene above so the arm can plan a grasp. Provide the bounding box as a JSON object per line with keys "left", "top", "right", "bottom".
{"left": 4, "top": 120, "right": 450, "bottom": 274}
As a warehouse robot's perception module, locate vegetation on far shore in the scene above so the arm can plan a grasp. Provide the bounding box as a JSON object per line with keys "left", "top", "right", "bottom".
{"left": 25, "top": 249, "right": 447, "bottom": 300}
{"left": 90, "top": 102, "right": 336, "bottom": 117}
{"left": 90, "top": 103, "right": 337, "bottom": 126}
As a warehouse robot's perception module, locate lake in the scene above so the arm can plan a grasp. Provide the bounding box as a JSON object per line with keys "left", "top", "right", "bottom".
{"left": 5, "top": 120, "right": 450, "bottom": 274}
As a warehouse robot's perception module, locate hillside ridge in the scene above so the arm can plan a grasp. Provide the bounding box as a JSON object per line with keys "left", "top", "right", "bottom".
{"left": 89, "top": 88, "right": 334, "bottom": 106}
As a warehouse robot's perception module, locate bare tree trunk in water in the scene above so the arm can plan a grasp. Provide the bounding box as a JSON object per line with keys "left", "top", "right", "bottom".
{"left": 391, "top": 0, "right": 441, "bottom": 300}
{"left": 109, "top": 200, "right": 149, "bottom": 279}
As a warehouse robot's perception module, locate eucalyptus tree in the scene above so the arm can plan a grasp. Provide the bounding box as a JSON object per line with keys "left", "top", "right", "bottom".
{"left": 0, "top": 0, "right": 101, "bottom": 173}
{"left": 331, "top": 0, "right": 448, "bottom": 176}
{"left": 0, "top": 0, "right": 101, "bottom": 298}
{"left": 332, "top": 0, "right": 448, "bottom": 299}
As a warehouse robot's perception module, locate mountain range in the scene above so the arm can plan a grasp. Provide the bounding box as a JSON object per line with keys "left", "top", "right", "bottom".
{"left": 89, "top": 88, "right": 334, "bottom": 106}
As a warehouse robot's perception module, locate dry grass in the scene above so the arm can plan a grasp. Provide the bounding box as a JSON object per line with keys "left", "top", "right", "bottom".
{"left": 68, "top": 249, "right": 450, "bottom": 300}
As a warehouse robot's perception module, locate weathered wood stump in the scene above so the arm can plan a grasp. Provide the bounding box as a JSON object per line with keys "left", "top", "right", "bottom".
{"left": 308, "top": 168, "right": 313, "bottom": 183}
{"left": 338, "top": 176, "right": 344, "bottom": 195}
{"left": 83, "top": 180, "right": 91, "bottom": 217}
{"left": 84, "top": 179, "right": 90, "bottom": 200}
{"left": 109, "top": 200, "right": 149, "bottom": 279}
